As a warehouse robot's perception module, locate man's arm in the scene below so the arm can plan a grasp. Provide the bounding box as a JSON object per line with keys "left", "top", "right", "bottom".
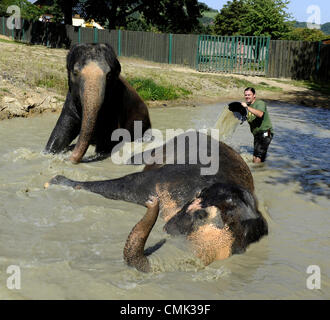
{"left": 241, "top": 102, "right": 264, "bottom": 118}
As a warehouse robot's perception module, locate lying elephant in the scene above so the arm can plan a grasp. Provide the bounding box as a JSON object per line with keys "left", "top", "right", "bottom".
{"left": 44, "top": 43, "right": 151, "bottom": 164}
{"left": 46, "top": 131, "right": 268, "bottom": 272}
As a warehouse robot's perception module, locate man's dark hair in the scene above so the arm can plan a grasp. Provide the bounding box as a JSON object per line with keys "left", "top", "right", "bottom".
{"left": 244, "top": 87, "right": 256, "bottom": 94}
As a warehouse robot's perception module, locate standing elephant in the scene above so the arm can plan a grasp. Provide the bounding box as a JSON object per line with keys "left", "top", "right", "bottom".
{"left": 46, "top": 132, "right": 268, "bottom": 272}
{"left": 44, "top": 43, "right": 151, "bottom": 164}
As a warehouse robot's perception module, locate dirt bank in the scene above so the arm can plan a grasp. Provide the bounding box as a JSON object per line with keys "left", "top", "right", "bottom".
{"left": 0, "top": 36, "right": 329, "bottom": 120}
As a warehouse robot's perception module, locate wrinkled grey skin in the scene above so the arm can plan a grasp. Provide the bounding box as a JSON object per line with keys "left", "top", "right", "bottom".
{"left": 44, "top": 43, "right": 151, "bottom": 163}
{"left": 47, "top": 132, "right": 268, "bottom": 272}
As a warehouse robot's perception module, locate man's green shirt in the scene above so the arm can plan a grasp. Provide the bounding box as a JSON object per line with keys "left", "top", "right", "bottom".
{"left": 247, "top": 100, "right": 273, "bottom": 136}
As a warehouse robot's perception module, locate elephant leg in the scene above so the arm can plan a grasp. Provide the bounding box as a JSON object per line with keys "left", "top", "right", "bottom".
{"left": 123, "top": 196, "right": 160, "bottom": 272}
{"left": 44, "top": 94, "right": 81, "bottom": 154}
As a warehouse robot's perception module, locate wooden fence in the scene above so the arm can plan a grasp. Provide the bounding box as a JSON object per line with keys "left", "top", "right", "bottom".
{"left": 267, "top": 40, "right": 330, "bottom": 80}
{"left": 1, "top": 16, "right": 329, "bottom": 80}
{"left": 0, "top": 17, "right": 198, "bottom": 68}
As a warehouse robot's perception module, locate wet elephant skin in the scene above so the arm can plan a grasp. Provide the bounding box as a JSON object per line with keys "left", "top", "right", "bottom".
{"left": 44, "top": 43, "right": 151, "bottom": 164}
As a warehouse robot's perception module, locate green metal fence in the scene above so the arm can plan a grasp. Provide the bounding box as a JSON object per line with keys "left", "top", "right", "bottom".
{"left": 196, "top": 35, "right": 270, "bottom": 76}
{"left": 2, "top": 15, "right": 328, "bottom": 80}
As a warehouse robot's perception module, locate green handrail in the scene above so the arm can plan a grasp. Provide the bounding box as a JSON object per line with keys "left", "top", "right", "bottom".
{"left": 168, "top": 33, "right": 173, "bottom": 64}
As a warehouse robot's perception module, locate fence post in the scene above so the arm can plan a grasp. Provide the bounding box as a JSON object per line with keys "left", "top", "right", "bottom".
{"left": 168, "top": 33, "right": 173, "bottom": 64}
{"left": 78, "top": 26, "right": 81, "bottom": 44}
{"left": 94, "top": 27, "right": 98, "bottom": 43}
{"left": 265, "top": 37, "right": 270, "bottom": 76}
{"left": 22, "top": 19, "right": 24, "bottom": 41}
{"left": 195, "top": 35, "right": 200, "bottom": 70}
{"left": 2, "top": 16, "right": 5, "bottom": 35}
{"left": 117, "top": 29, "right": 121, "bottom": 56}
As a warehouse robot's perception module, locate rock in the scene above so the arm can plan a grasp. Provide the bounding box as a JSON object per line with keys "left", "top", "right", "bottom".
{"left": 25, "top": 97, "right": 37, "bottom": 107}
{"left": 1, "top": 96, "right": 25, "bottom": 116}
{"left": 3, "top": 96, "right": 17, "bottom": 104}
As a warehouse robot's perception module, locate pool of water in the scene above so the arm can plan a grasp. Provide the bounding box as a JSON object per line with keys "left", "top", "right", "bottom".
{"left": 0, "top": 102, "right": 329, "bottom": 299}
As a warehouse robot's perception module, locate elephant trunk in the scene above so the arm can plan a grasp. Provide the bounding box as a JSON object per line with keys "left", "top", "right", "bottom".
{"left": 70, "top": 62, "right": 106, "bottom": 164}
{"left": 123, "top": 199, "right": 159, "bottom": 272}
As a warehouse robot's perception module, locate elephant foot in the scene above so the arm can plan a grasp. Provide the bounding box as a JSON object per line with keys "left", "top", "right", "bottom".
{"left": 80, "top": 152, "right": 112, "bottom": 163}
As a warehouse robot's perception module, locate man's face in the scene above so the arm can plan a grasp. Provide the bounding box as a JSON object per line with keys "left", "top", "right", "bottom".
{"left": 244, "top": 90, "right": 256, "bottom": 105}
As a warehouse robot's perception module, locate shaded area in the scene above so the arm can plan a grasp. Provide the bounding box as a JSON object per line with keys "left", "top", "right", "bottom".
{"left": 264, "top": 104, "right": 329, "bottom": 198}
{"left": 144, "top": 239, "right": 167, "bottom": 256}
{"left": 267, "top": 40, "right": 330, "bottom": 81}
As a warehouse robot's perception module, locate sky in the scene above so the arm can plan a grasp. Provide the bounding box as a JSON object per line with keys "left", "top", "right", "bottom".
{"left": 202, "top": 0, "right": 330, "bottom": 24}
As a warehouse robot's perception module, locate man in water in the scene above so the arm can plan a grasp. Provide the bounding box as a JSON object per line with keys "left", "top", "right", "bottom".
{"left": 241, "top": 87, "right": 274, "bottom": 163}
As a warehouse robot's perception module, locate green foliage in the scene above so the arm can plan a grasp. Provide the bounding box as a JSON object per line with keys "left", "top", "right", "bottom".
{"left": 293, "top": 21, "right": 307, "bottom": 28}
{"left": 213, "top": 0, "right": 247, "bottom": 36}
{"left": 43, "top": 0, "right": 65, "bottom": 23}
{"left": 230, "top": 77, "right": 283, "bottom": 92}
{"left": 76, "top": 0, "right": 206, "bottom": 33}
{"left": 127, "top": 77, "right": 191, "bottom": 101}
{"left": 242, "top": 0, "right": 292, "bottom": 39}
{"left": 34, "top": 73, "right": 68, "bottom": 95}
{"left": 284, "top": 27, "right": 327, "bottom": 42}
{"left": 321, "top": 22, "right": 330, "bottom": 35}
{"left": 287, "top": 80, "right": 330, "bottom": 95}
{"left": 0, "top": 0, "right": 43, "bottom": 21}
{"left": 212, "top": 0, "right": 292, "bottom": 39}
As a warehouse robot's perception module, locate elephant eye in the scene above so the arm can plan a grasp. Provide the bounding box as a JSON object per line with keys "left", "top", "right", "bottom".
{"left": 73, "top": 65, "right": 80, "bottom": 77}
{"left": 194, "top": 210, "right": 208, "bottom": 220}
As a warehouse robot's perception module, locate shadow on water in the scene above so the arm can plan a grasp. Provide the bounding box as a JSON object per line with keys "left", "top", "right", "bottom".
{"left": 258, "top": 104, "right": 329, "bottom": 199}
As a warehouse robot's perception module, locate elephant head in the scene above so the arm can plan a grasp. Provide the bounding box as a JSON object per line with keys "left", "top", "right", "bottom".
{"left": 67, "top": 43, "right": 121, "bottom": 164}
{"left": 124, "top": 184, "right": 268, "bottom": 271}
{"left": 164, "top": 183, "right": 268, "bottom": 264}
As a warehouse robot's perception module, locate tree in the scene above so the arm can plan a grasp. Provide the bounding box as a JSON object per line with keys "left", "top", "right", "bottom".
{"left": 78, "top": 0, "right": 206, "bottom": 33}
{"left": 212, "top": 0, "right": 292, "bottom": 39}
{"left": 321, "top": 22, "right": 330, "bottom": 35}
{"left": 213, "top": 0, "right": 248, "bottom": 36}
{"left": 241, "top": 0, "right": 292, "bottom": 39}
{"left": 285, "top": 28, "right": 327, "bottom": 42}
{"left": 0, "top": 0, "right": 43, "bottom": 20}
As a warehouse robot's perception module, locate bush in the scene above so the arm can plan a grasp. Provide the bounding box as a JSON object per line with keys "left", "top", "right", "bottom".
{"left": 127, "top": 77, "right": 191, "bottom": 101}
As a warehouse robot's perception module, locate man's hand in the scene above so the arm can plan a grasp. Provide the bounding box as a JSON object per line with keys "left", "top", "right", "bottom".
{"left": 241, "top": 102, "right": 248, "bottom": 109}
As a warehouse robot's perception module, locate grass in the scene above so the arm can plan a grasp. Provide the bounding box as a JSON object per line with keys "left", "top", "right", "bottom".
{"left": 229, "top": 77, "right": 283, "bottom": 92}
{"left": 0, "top": 38, "right": 27, "bottom": 45}
{"left": 291, "top": 80, "right": 330, "bottom": 95}
{"left": 127, "top": 77, "right": 192, "bottom": 101}
{"left": 273, "top": 78, "right": 330, "bottom": 95}
{"left": 35, "top": 75, "right": 192, "bottom": 102}
{"left": 34, "top": 73, "right": 68, "bottom": 95}
{"left": 0, "top": 87, "right": 10, "bottom": 93}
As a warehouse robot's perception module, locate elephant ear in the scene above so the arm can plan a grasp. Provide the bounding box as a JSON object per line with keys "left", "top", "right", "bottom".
{"left": 103, "top": 43, "right": 121, "bottom": 78}
{"left": 66, "top": 43, "right": 87, "bottom": 90}
{"left": 66, "top": 43, "right": 85, "bottom": 71}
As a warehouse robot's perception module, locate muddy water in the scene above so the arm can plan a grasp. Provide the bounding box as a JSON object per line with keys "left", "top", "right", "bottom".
{"left": 0, "top": 102, "right": 329, "bottom": 300}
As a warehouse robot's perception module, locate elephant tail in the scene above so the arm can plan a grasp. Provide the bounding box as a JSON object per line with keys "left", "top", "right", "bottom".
{"left": 123, "top": 197, "right": 159, "bottom": 272}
